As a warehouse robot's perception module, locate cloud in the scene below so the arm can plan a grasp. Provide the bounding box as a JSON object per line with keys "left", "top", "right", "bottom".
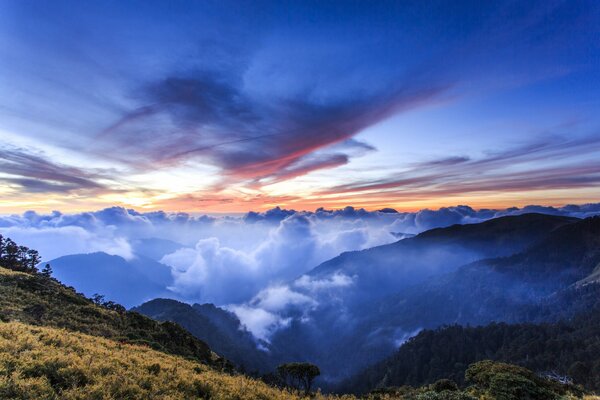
{"left": 0, "top": 226, "right": 132, "bottom": 261}
{"left": 163, "top": 238, "right": 257, "bottom": 304}
{"left": 2, "top": 201, "right": 600, "bottom": 341}
{"left": 294, "top": 273, "right": 354, "bottom": 292}
{"left": 317, "top": 134, "right": 600, "bottom": 200}
{"left": 249, "top": 285, "right": 316, "bottom": 313}
{"left": 0, "top": 146, "right": 107, "bottom": 194}
{"left": 96, "top": 61, "right": 450, "bottom": 186}
{"left": 226, "top": 304, "right": 290, "bottom": 343}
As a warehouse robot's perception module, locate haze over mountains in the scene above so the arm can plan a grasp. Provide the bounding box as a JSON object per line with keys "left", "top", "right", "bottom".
{"left": 3, "top": 203, "right": 600, "bottom": 390}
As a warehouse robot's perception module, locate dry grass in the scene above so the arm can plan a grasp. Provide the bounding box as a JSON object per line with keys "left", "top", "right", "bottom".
{"left": 0, "top": 321, "right": 371, "bottom": 400}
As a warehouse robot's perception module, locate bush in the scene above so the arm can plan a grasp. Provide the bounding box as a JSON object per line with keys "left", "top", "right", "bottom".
{"left": 465, "top": 360, "right": 574, "bottom": 400}
{"left": 431, "top": 379, "right": 459, "bottom": 392}
{"left": 147, "top": 363, "right": 161, "bottom": 375}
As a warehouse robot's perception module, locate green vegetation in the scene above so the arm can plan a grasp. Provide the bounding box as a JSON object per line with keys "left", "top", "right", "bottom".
{"left": 0, "top": 234, "right": 41, "bottom": 273}
{"left": 276, "top": 362, "right": 321, "bottom": 395}
{"left": 343, "top": 305, "right": 600, "bottom": 394}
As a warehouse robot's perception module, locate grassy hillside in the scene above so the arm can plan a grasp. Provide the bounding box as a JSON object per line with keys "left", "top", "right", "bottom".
{"left": 0, "top": 266, "right": 217, "bottom": 366}
{"left": 0, "top": 321, "right": 318, "bottom": 399}
{"left": 2, "top": 322, "right": 590, "bottom": 400}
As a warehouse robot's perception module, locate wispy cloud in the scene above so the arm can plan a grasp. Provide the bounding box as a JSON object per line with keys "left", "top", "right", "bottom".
{"left": 0, "top": 147, "right": 107, "bottom": 193}
{"left": 96, "top": 68, "right": 452, "bottom": 184}
{"left": 317, "top": 134, "right": 600, "bottom": 200}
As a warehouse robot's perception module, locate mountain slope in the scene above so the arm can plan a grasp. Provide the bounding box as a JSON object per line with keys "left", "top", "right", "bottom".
{"left": 313, "top": 216, "right": 600, "bottom": 384}
{"left": 49, "top": 252, "right": 176, "bottom": 308}
{"left": 133, "top": 298, "right": 273, "bottom": 373}
{"left": 0, "top": 321, "right": 306, "bottom": 400}
{"left": 369, "top": 216, "right": 600, "bottom": 333}
{"left": 130, "top": 237, "right": 188, "bottom": 261}
{"left": 0, "top": 266, "right": 216, "bottom": 366}
{"left": 342, "top": 293, "right": 600, "bottom": 394}
{"left": 266, "top": 213, "right": 580, "bottom": 381}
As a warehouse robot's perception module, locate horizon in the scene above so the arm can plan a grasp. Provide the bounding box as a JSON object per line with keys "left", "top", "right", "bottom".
{"left": 1, "top": 1, "right": 600, "bottom": 213}
{"left": 3, "top": 200, "right": 600, "bottom": 218}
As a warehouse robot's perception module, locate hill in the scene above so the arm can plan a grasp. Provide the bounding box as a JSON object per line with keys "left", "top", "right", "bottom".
{"left": 342, "top": 295, "right": 600, "bottom": 394}
{"left": 1, "top": 321, "right": 588, "bottom": 399}
{"left": 49, "top": 252, "right": 176, "bottom": 308}
{"left": 0, "top": 321, "right": 305, "bottom": 399}
{"left": 0, "top": 234, "right": 593, "bottom": 399}
{"left": 133, "top": 298, "right": 274, "bottom": 373}
{"left": 0, "top": 265, "right": 217, "bottom": 366}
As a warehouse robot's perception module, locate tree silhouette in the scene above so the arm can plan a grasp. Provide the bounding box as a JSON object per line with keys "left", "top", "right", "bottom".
{"left": 41, "top": 263, "right": 53, "bottom": 278}
{"left": 276, "top": 362, "right": 320, "bottom": 395}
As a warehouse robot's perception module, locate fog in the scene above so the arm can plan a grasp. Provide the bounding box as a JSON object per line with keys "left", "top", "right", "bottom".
{"left": 1, "top": 203, "right": 599, "bottom": 339}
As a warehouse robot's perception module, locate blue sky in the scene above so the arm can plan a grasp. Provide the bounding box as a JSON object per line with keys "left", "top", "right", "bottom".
{"left": 1, "top": 0, "right": 599, "bottom": 212}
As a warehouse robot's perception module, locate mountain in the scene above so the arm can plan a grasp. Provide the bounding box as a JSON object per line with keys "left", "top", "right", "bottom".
{"left": 366, "top": 216, "right": 600, "bottom": 333}
{"left": 342, "top": 292, "right": 600, "bottom": 394}
{"left": 49, "top": 252, "right": 176, "bottom": 308}
{"left": 265, "top": 213, "right": 581, "bottom": 381}
{"left": 0, "top": 264, "right": 217, "bottom": 366}
{"left": 130, "top": 237, "right": 188, "bottom": 261}
{"left": 0, "top": 230, "right": 591, "bottom": 399}
{"left": 307, "top": 213, "right": 577, "bottom": 303}
{"left": 133, "top": 298, "right": 274, "bottom": 373}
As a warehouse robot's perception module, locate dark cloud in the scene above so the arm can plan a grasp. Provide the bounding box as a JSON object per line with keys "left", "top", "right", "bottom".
{"left": 97, "top": 67, "right": 451, "bottom": 183}
{"left": 0, "top": 147, "right": 106, "bottom": 193}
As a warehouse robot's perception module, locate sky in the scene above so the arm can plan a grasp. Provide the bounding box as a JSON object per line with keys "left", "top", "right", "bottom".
{"left": 1, "top": 0, "right": 599, "bottom": 213}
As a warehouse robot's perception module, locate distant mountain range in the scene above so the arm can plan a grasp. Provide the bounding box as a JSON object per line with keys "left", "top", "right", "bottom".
{"left": 264, "top": 213, "right": 583, "bottom": 381}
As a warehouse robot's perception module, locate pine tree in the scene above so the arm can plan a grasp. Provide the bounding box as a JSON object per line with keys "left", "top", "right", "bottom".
{"left": 41, "top": 263, "right": 53, "bottom": 278}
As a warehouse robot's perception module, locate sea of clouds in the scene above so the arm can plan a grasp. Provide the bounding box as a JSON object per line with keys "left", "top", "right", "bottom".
{"left": 2, "top": 203, "right": 600, "bottom": 339}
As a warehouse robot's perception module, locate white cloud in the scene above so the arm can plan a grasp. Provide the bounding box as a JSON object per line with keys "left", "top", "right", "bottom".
{"left": 2, "top": 202, "right": 600, "bottom": 340}
{"left": 226, "top": 304, "right": 291, "bottom": 342}
{"left": 294, "top": 273, "right": 354, "bottom": 291}
{"left": 0, "top": 225, "right": 133, "bottom": 261}
{"left": 249, "top": 285, "right": 316, "bottom": 312}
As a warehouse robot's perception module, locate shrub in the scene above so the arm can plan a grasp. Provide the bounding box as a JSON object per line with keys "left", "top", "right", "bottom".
{"left": 430, "top": 379, "right": 459, "bottom": 392}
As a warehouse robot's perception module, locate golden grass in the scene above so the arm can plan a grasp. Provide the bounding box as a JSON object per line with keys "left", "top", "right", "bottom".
{"left": 0, "top": 322, "right": 371, "bottom": 400}
{"left": 0, "top": 267, "right": 27, "bottom": 276}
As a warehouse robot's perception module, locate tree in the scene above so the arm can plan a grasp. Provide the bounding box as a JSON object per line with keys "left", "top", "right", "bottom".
{"left": 26, "top": 249, "right": 41, "bottom": 272}
{"left": 0, "top": 235, "right": 42, "bottom": 273}
{"left": 40, "top": 263, "right": 53, "bottom": 278}
{"left": 276, "top": 362, "right": 320, "bottom": 395}
{"left": 91, "top": 293, "right": 105, "bottom": 305}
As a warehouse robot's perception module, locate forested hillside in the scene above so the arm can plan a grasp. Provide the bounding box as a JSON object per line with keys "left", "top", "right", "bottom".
{"left": 343, "top": 299, "right": 600, "bottom": 394}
